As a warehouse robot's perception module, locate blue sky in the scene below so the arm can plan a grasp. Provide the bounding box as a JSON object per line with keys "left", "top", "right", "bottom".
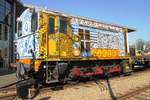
{"left": 23, "top": 0, "right": 150, "bottom": 45}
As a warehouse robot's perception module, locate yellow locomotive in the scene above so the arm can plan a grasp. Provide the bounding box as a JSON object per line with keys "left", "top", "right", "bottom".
{"left": 15, "top": 5, "right": 135, "bottom": 84}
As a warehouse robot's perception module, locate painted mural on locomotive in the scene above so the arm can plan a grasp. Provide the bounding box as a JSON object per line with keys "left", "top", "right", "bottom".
{"left": 71, "top": 18, "right": 125, "bottom": 58}
{"left": 15, "top": 9, "right": 39, "bottom": 59}
{"left": 15, "top": 8, "right": 125, "bottom": 60}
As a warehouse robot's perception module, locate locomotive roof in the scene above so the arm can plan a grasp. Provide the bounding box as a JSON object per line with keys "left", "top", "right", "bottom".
{"left": 24, "top": 4, "right": 136, "bottom": 33}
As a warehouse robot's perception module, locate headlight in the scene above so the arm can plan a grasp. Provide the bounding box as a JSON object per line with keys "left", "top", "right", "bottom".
{"left": 73, "top": 49, "right": 80, "bottom": 56}
{"left": 43, "top": 65, "right": 46, "bottom": 68}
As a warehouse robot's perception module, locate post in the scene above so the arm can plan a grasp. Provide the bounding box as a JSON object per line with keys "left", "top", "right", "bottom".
{"left": 12, "top": 1, "right": 16, "bottom": 64}
{"left": 124, "top": 29, "right": 129, "bottom": 56}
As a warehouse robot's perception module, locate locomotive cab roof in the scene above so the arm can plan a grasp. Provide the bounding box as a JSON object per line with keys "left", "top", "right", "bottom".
{"left": 21, "top": 4, "right": 135, "bottom": 33}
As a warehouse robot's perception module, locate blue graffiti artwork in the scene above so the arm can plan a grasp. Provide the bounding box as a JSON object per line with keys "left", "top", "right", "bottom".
{"left": 24, "top": 41, "right": 28, "bottom": 52}
{"left": 72, "top": 23, "right": 79, "bottom": 35}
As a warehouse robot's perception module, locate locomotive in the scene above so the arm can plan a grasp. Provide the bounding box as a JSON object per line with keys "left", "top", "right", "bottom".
{"left": 14, "top": 5, "right": 135, "bottom": 84}
{"left": 131, "top": 49, "right": 150, "bottom": 69}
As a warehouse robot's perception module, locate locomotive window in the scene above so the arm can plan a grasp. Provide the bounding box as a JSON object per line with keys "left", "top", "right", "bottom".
{"left": 17, "top": 21, "right": 22, "bottom": 37}
{"left": 79, "top": 29, "right": 91, "bottom": 53}
{"left": 86, "top": 42, "right": 91, "bottom": 51}
{"left": 48, "top": 17, "right": 55, "bottom": 34}
{"left": 4, "top": 26, "right": 9, "bottom": 40}
{"left": 85, "top": 30, "right": 90, "bottom": 40}
{"left": 31, "top": 12, "right": 38, "bottom": 32}
{"left": 78, "top": 29, "right": 84, "bottom": 40}
{"left": 81, "top": 42, "right": 84, "bottom": 52}
{"left": 0, "top": 24, "right": 2, "bottom": 40}
{"left": 59, "top": 17, "right": 67, "bottom": 34}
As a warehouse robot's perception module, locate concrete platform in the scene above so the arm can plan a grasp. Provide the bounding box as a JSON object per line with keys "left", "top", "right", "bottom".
{"left": 0, "top": 69, "right": 16, "bottom": 88}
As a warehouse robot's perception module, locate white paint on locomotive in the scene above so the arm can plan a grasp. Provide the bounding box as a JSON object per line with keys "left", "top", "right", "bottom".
{"left": 15, "top": 8, "right": 39, "bottom": 59}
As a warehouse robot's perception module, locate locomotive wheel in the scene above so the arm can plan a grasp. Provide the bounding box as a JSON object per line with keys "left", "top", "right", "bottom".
{"left": 68, "top": 70, "right": 79, "bottom": 84}
{"left": 48, "top": 66, "right": 59, "bottom": 81}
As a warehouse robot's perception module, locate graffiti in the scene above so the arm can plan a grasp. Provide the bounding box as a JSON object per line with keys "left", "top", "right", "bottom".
{"left": 71, "top": 21, "right": 125, "bottom": 56}
{"left": 72, "top": 18, "right": 124, "bottom": 33}
{"left": 71, "top": 23, "right": 79, "bottom": 35}
{"left": 90, "top": 31, "right": 125, "bottom": 56}
{"left": 16, "top": 9, "right": 40, "bottom": 58}
{"left": 16, "top": 35, "right": 37, "bottom": 58}
{"left": 21, "top": 9, "right": 32, "bottom": 36}
{"left": 39, "top": 13, "right": 48, "bottom": 58}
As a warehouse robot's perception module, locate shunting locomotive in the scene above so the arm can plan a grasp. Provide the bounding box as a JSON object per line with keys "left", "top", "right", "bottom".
{"left": 14, "top": 5, "right": 135, "bottom": 84}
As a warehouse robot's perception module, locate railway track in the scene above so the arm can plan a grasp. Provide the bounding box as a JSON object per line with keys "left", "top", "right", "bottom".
{"left": 0, "top": 83, "right": 16, "bottom": 100}
{"left": 117, "top": 85, "right": 150, "bottom": 100}
{"left": 0, "top": 68, "right": 149, "bottom": 100}
{"left": 0, "top": 93, "right": 16, "bottom": 100}
{"left": 0, "top": 80, "right": 31, "bottom": 100}
{"left": 0, "top": 81, "right": 77, "bottom": 99}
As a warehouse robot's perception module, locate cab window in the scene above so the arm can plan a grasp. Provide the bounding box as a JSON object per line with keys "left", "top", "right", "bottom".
{"left": 59, "top": 17, "right": 67, "bottom": 34}
{"left": 79, "top": 29, "right": 90, "bottom": 52}
{"left": 79, "top": 29, "right": 84, "bottom": 40}
{"left": 17, "top": 21, "right": 22, "bottom": 37}
{"left": 85, "top": 30, "right": 90, "bottom": 40}
{"left": 48, "top": 17, "right": 55, "bottom": 34}
{"left": 31, "top": 12, "right": 38, "bottom": 32}
{"left": 0, "top": 24, "right": 2, "bottom": 40}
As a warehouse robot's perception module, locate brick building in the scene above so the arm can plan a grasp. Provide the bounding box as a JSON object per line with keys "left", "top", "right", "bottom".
{"left": 0, "top": 0, "right": 23, "bottom": 68}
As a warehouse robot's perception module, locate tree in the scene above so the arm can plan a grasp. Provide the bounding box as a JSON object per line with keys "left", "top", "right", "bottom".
{"left": 135, "top": 39, "right": 145, "bottom": 50}
{"left": 144, "top": 41, "right": 150, "bottom": 52}
{"left": 129, "top": 45, "right": 135, "bottom": 56}
{"left": 129, "top": 39, "right": 150, "bottom": 55}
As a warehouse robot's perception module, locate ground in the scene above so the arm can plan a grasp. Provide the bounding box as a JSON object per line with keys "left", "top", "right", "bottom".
{"left": 35, "top": 68, "right": 150, "bottom": 100}
{"left": 0, "top": 68, "right": 150, "bottom": 100}
{"left": 0, "top": 69, "right": 16, "bottom": 88}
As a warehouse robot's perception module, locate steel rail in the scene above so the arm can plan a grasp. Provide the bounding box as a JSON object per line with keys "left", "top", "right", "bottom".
{"left": 117, "top": 85, "right": 150, "bottom": 100}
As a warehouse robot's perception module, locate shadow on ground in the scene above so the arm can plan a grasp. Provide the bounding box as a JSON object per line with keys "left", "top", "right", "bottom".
{"left": 40, "top": 96, "right": 51, "bottom": 100}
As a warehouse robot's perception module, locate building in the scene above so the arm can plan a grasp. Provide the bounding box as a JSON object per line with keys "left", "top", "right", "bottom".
{"left": 0, "top": 0, "right": 23, "bottom": 68}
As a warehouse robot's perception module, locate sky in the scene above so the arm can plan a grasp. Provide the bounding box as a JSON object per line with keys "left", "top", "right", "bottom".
{"left": 23, "top": 0, "right": 150, "bottom": 45}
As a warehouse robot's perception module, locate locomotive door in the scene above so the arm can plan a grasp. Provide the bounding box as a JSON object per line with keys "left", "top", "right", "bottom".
{"left": 57, "top": 16, "right": 73, "bottom": 58}
{"left": 47, "top": 15, "right": 58, "bottom": 57}
{"left": 47, "top": 16, "right": 73, "bottom": 58}
{"left": 39, "top": 13, "right": 73, "bottom": 58}
{"left": 39, "top": 13, "right": 58, "bottom": 58}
